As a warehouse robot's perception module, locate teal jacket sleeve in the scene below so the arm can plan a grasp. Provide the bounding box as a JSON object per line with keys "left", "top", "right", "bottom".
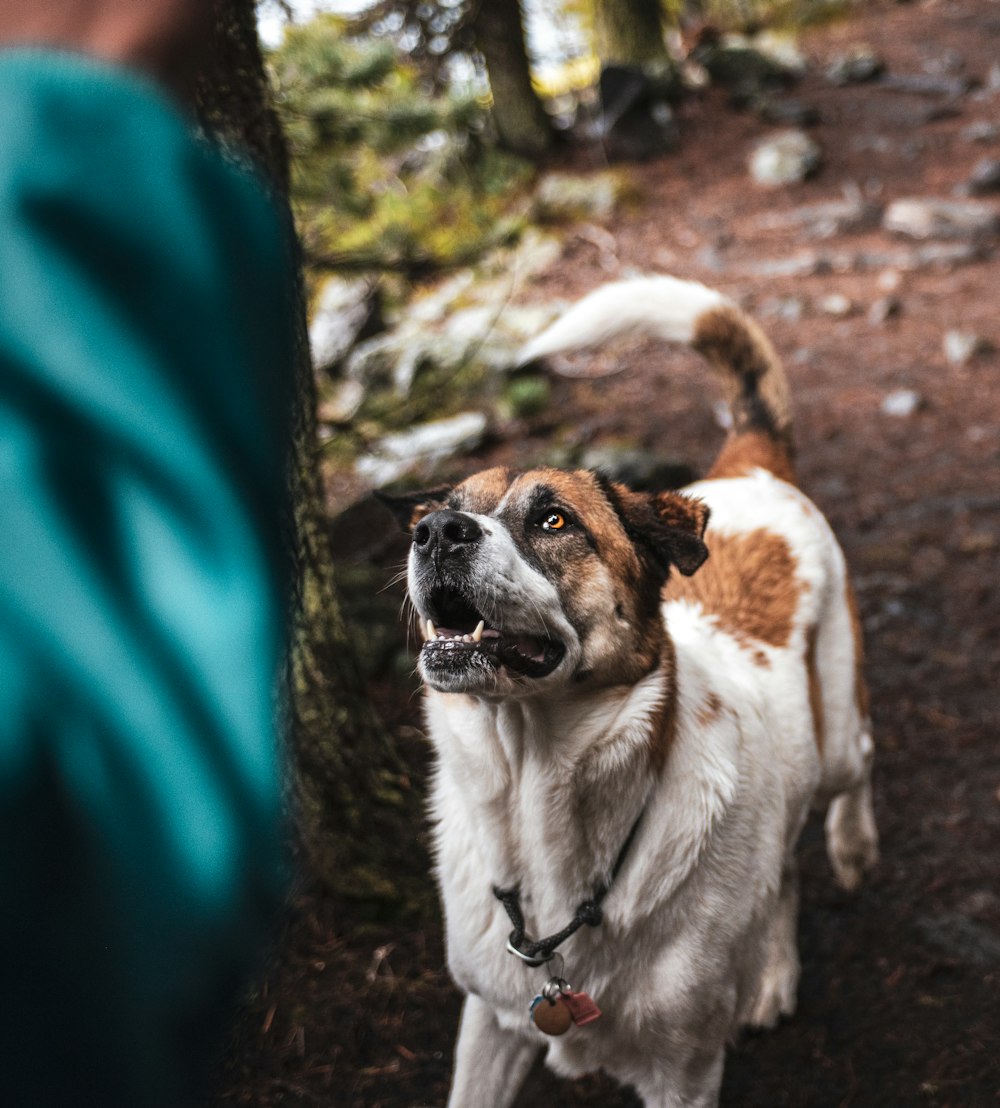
{"left": 0, "top": 50, "right": 292, "bottom": 1107}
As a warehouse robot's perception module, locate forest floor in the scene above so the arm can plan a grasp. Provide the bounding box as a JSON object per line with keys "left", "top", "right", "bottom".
{"left": 215, "top": 1, "right": 1000, "bottom": 1105}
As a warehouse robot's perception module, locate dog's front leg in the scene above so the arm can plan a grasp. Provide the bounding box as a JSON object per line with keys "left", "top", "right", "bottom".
{"left": 447, "top": 995, "right": 541, "bottom": 1108}
{"left": 633, "top": 1043, "right": 726, "bottom": 1108}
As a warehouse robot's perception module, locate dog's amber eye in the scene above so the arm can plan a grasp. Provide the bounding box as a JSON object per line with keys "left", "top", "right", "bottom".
{"left": 541, "top": 511, "right": 567, "bottom": 532}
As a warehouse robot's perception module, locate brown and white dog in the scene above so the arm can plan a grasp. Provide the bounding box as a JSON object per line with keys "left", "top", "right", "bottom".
{"left": 382, "top": 276, "right": 879, "bottom": 1107}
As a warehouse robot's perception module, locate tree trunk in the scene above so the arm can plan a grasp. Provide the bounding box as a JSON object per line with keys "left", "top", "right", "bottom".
{"left": 470, "top": 0, "right": 553, "bottom": 159}
{"left": 193, "top": 0, "right": 409, "bottom": 904}
{"left": 594, "top": 0, "right": 671, "bottom": 67}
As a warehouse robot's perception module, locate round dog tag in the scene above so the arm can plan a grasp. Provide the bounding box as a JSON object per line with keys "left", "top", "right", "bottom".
{"left": 532, "top": 996, "right": 572, "bottom": 1036}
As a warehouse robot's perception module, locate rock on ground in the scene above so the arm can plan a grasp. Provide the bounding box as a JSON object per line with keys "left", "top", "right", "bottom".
{"left": 883, "top": 197, "right": 1000, "bottom": 241}
{"left": 749, "top": 129, "right": 822, "bottom": 187}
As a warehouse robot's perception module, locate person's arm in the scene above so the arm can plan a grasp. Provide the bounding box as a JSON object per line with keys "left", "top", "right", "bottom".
{"left": 0, "top": 39, "right": 293, "bottom": 1108}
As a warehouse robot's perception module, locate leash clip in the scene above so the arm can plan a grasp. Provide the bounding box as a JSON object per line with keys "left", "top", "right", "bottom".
{"left": 505, "top": 936, "right": 551, "bottom": 967}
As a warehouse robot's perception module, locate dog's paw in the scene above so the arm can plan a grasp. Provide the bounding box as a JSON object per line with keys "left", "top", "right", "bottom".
{"left": 743, "top": 954, "right": 799, "bottom": 1030}
{"left": 826, "top": 791, "right": 880, "bottom": 892}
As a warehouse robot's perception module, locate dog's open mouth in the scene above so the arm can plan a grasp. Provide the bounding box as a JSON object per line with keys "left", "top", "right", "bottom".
{"left": 420, "top": 585, "right": 565, "bottom": 679}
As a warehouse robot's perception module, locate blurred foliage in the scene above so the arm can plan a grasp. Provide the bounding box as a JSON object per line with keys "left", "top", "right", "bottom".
{"left": 270, "top": 14, "right": 533, "bottom": 274}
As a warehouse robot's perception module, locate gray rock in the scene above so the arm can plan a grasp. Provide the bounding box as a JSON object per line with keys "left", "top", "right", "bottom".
{"left": 356, "top": 411, "right": 488, "bottom": 486}
{"left": 968, "top": 157, "right": 1000, "bottom": 194}
{"left": 750, "top": 129, "right": 822, "bottom": 186}
{"left": 883, "top": 197, "right": 1000, "bottom": 241}
{"left": 743, "top": 240, "right": 987, "bottom": 281}
{"left": 744, "top": 251, "right": 827, "bottom": 278}
{"left": 881, "top": 388, "right": 922, "bottom": 417}
{"left": 879, "top": 73, "right": 972, "bottom": 97}
{"left": 309, "top": 277, "right": 377, "bottom": 371}
{"left": 756, "top": 193, "right": 881, "bottom": 239}
{"left": 943, "top": 330, "right": 986, "bottom": 366}
{"left": 826, "top": 45, "right": 885, "bottom": 86}
{"left": 534, "top": 171, "right": 625, "bottom": 223}
{"left": 962, "top": 120, "right": 1000, "bottom": 144}
{"left": 818, "top": 293, "right": 853, "bottom": 317}
{"left": 758, "top": 296, "right": 805, "bottom": 321}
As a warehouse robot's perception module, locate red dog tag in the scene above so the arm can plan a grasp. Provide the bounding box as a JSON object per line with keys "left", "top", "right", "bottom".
{"left": 561, "top": 989, "right": 602, "bottom": 1026}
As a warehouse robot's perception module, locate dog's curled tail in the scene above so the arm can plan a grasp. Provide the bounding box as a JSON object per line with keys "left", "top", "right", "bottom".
{"left": 518, "top": 275, "right": 793, "bottom": 470}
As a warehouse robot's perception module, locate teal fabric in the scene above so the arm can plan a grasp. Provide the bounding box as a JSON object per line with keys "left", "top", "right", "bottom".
{"left": 0, "top": 50, "right": 292, "bottom": 1106}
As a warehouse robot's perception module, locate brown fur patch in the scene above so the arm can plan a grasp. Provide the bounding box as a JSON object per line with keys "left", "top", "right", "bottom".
{"left": 649, "top": 655, "right": 677, "bottom": 773}
{"left": 695, "top": 691, "right": 725, "bottom": 730}
{"left": 452, "top": 467, "right": 512, "bottom": 515}
{"left": 805, "top": 625, "right": 825, "bottom": 755}
{"left": 692, "top": 305, "right": 792, "bottom": 437}
{"left": 665, "top": 528, "right": 801, "bottom": 652}
{"left": 709, "top": 431, "right": 796, "bottom": 485}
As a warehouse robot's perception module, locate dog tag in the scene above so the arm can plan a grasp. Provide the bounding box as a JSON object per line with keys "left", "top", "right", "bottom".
{"left": 530, "top": 994, "right": 572, "bottom": 1036}
{"left": 561, "top": 989, "right": 602, "bottom": 1026}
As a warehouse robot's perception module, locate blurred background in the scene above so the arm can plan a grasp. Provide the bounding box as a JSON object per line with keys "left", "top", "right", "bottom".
{"left": 210, "top": 1, "right": 1000, "bottom": 1104}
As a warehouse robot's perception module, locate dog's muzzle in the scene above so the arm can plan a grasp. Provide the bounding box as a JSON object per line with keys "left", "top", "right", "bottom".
{"left": 411, "top": 510, "right": 565, "bottom": 681}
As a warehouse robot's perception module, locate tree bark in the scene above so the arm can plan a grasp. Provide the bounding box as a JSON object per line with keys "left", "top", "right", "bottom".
{"left": 470, "top": 0, "right": 553, "bottom": 159}
{"left": 594, "top": 0, "right": 672, "bottom": 67}
{"left": 193, "top": 0, "right": 407, "bottom": 903}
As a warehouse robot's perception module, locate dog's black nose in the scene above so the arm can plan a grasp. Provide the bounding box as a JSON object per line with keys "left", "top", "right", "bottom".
{"left": 413, "top": 510, "right": 482, "bottom": 559}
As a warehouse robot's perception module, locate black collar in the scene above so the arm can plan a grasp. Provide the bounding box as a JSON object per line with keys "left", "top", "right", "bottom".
{"left": 492, "top": 807, "right": 646, "bottom": 968}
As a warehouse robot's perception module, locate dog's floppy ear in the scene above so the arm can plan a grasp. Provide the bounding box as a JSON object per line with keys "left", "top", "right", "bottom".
{"left": 374, "top": 485, "right": 452, "bottom": 531}
{"left": 600, "top": 477, "right": 710, "bottom": 578}
{"left": 650, "top": 491, "right": 711, "bottom": 576}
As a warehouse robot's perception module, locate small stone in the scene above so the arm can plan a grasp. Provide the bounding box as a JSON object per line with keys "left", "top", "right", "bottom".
{"left": 749, "top": 129, "right": 822, "bottom": 187}
{"left": 534, "top": 171, "right": 625, "bottom": 223}
{"left": 943, "top": 330, "right": 986, "bottom": 366}
{"left": 962, "top": 120, "right": 1000, "bottom": 144}
{"left": 758, "top": 296, "right": 805, "bottom": 321}
{"left": 755, "top": 193, "right": 880, "bottom": 239}
{"left": 877, "top": 269, "right": 903, "bottom": 292}
{"left": 881, "top": 388, "right": 922, "bottom": 417}
{"left": 968, "top": 158, "right": 1000, "bottom": 195}
{"left": 958, "top": 531, "right": 998, "bottom": 554}
{"left": 826, "top": 45, "right": 885, "bottom": 86}
{"left": 883, "top": 197, "right": 1000, "bottom": 242}
{"left": 818, "top": 293, "right": 853, "bottom": 317}
{"left": 869, "top": 296, "right": 901, "bottom": 324}
{"left": 744, "top": 251, "right": 826, "bottom": 278}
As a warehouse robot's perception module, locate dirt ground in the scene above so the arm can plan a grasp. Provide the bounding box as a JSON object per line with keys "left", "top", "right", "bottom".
{"left": 214, "top": 1, "right": 1000, "bottom": 1105}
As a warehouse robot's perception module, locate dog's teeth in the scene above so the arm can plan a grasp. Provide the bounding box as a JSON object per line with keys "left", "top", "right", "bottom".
{"left": 426, "top": 619, "right": 436, "bottom": 641}
{"left": 462, "top": 634, "right": 472, "bottom": 643}
{"left": 472, "top": 620, "right": 485, "bottom": 643}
